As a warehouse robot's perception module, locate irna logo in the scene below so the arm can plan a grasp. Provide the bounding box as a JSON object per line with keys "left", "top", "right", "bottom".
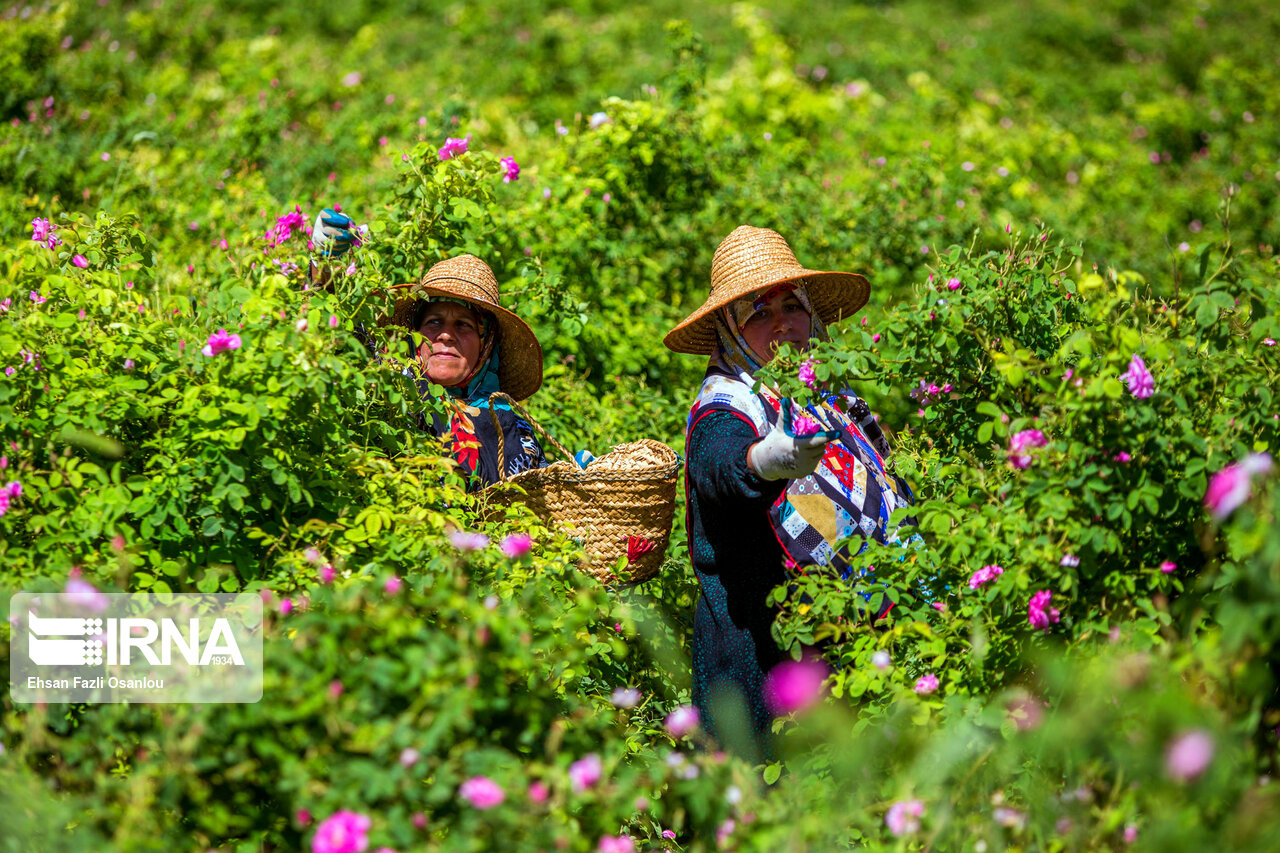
{"left": 26, "top": 611, "right": 246, "bottom": 667}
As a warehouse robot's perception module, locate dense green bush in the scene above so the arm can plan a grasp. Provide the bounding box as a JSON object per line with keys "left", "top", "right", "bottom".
{"left": 3, "top": 0, "right": 1279, "bottom": 850}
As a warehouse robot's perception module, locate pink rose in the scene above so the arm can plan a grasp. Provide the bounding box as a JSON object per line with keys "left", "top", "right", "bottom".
{"left": 885, "top": 799, "right": 924, "bottom": 835}
{"left": 201, "top": 329, "right": 243, "bottom": 357}
{"left": 568, "top": 753, "right": 603, "bottom": 792}
{"left": 913, "top": 674, "right": 939, "bottom": 695}
{"left": 1027, "top": 589, "right": 1060, "bottom": 631}
{"left": 311, "top": 810, "right": 371, "bottom": 853}
{"left": 1008, "top": 429, "right": 1047, "bottom": 469}
{"left": 1165, "top": 730, "right": 1214, "bottom": 782}
{"left": 763, "top": 657, "right": 829, "bottom": 715}
{"left": 459, "top": 776, "right": 505, "bottom": 809}
{"left": 664, "top": 705, "right": 700, "bottom": 737}
{"left": 967, "top": 564, "right": 1003, "bottom": 589}
{"left": 1121, "top": 353, "right": 1154, "bottom": 399}
{"left": 437, "top": 136, "right": 470, "bottom": 160}
{"left": 499, "top": 533, "right": 533, "bottom": 558}
{"left": 1204, "top": 453, "right": 1272, "bottom": 520}
{"left": 798, "top": 360, "right": 818, "bottom": 389}
{"left": 500, "top": 156, "right": 520, "bottom": 182}
{"left": 64, "top": 577, "right": 109, "bottom": 613}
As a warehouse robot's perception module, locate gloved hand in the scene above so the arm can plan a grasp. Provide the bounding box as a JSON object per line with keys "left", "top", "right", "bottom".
{"left": 747, "top": 400, "right": 836, "bottom": 481}
{"left": 310, "top": 208, "right": 358, "bottom": 257}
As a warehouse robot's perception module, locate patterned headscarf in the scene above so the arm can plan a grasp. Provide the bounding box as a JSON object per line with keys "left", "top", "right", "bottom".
{"left": 708, "top": 282, "right": 827, "bottom": 383}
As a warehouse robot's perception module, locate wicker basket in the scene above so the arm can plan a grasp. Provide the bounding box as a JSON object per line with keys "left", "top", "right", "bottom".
{"left": 482, "top": 393, "right": 681, "bottom": 585}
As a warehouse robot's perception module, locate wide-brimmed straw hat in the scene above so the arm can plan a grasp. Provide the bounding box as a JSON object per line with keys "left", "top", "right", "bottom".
{"left": 384, "top": 254, "right": 543, "bottom": 400}
{"left": 663, "top": 225, "right": 871, "bottom": 355}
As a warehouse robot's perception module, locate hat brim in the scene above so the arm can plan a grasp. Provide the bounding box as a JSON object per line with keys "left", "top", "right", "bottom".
{"left": 382, "top": 282, "right": 544, "bottom": 401}
{"left": 662, "top": 269, "right": 870, "bottom": 355}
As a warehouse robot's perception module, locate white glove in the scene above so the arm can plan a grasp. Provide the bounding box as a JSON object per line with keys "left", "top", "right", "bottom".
{"left": 747, "top": 402, "right": 835, "bottom": 481}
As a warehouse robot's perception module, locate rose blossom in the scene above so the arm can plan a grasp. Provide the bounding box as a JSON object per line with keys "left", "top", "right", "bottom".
{"left": 201, "top": 329, "right": 242, "bottom": 357}
{"left": 448, "top": 529, "right": 490, "bottom": 551}
{"left": 664, "top": 705, "right": 700, "bottom": 737}
{"left": 1165, "top": 730, "right": 1214, "bottom": 782}
{"left": 798, "top": 359, "right": 818, "bottom": 389}
{"left": 968, "top": 564, "right": 1003, "bottom": 589}
{"left": 1027, "top": 589, "right": 1060, "bottom": 631}
{"left": 885, "top": 799, "right": 925, "bottom": 835}
{"left": 459, "top": 776, "right": 505, "bottom": 809}
{"left": 500, "top": 156, "right": 520, "bottom": 182}
{"left": 1121, "top": 353, "right": 1154, "bottom": 398}
{"left": 569, "top": 753, "right": 603, "bottom": 792}
{"left": 311, "top": 810, "right": 371, "bottom": 853}
{"left": 914, "top": 674, "right": 939, "bottom": 695}
{"left": 1204, "top": 453, "right": 1273, "bottom": 520}
{"left": 1008, "top": 429, "right": 1048, "bottom": 469}
{"left": 437, "top": 136, "right": 469, "bottom": 160}
{"left": 499, "top": 533, "right": 532, "bottom": 558}
{"left": 763, "top": 657, "right": 829, "bottom": 715}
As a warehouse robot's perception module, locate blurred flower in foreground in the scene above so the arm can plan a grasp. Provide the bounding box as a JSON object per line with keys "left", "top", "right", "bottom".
{"left": 1165, "top": 730, "right": 1214, "bottom": 782}
{"left": 448, "top": 529, "right": 490, "bottom": 551}
{"left": 885, "top": 799, "right": 924, "bottom": 836}
{"left": 64, "top": 577, "right": 109, "bottom": 612}
{"left": 1121, "top": 353, "right": 1154, "bottom": 398}
{"left": 665, "top": 705, "right": 700, "bottom": 737}
{"left": 569, "top": 753, "right": 602, "bottom": 792}
{"left": 763, "top": 657, "right": 829, "bottom": 715}
{"left": 1204, "top": 453, "right": 1272, "bottom": 520}
{"left": 311, "top": 810, "right": 371, "bottom": 853}
{"left": 597, "top": 836, "right": 635, "bottom": 853}
{"left": 499, "top": 533, "right": 532, "bottom": 558}
{"left": 459, "top": 777, "right": 504, "bottom": 809}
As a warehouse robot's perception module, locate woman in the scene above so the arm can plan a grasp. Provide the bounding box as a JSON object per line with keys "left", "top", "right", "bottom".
{"left": 386, "top": 254, "right": 548, "bottom": 489}
{"left": 311, "top": 212, "right": 547, "bottom": 489}
{"left": 663, "top": 225, "right": 916, "bottom": 761}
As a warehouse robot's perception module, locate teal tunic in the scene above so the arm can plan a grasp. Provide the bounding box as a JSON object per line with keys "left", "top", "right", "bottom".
{"left": 686, "top": 410, "right": 789, "bottom": 763}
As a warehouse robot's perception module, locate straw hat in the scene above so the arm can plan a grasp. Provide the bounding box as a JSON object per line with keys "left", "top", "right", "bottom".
{"left": 384, "top": 254, "right": 543, "bottom": 400}
{"left": 663, "top": 225, "right": 870, "bottom": 354}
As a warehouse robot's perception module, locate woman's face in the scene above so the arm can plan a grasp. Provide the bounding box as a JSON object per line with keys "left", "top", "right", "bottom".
{"left": 740, "top": 289, "right": 813, "bottom": 361}
{"left": 417, "top": 301, "right": 484, "bottom": 387}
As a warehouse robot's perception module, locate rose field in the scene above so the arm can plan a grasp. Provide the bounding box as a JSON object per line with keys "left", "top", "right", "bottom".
{"left": 3, "top": 0, "right": 1280, "bottom": 850}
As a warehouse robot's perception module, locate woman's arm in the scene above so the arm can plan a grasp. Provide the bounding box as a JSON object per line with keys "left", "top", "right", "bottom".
{"left": 687, "top": 410, "right": 787, "bottom": 507}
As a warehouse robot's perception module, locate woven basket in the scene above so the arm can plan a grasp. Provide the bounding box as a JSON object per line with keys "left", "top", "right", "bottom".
{"left": 482, "top": 393, "right": 680, "bottom": 585}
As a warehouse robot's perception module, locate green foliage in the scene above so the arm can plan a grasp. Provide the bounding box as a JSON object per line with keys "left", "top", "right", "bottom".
{"left": 2, "top": 0, "right": 1280, "bottom": 850}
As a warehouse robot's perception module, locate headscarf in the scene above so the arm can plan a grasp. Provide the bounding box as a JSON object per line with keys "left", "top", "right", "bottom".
{"left": 410, "top": 299, "right": 545, "bottom": 488}
{"left": 689, "top": 282, "right": 917, "bottom": 584}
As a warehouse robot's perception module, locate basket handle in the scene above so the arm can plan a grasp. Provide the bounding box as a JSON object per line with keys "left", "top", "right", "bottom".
{"left": 486, "top": 391, "right": 577, "bottom": 482}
